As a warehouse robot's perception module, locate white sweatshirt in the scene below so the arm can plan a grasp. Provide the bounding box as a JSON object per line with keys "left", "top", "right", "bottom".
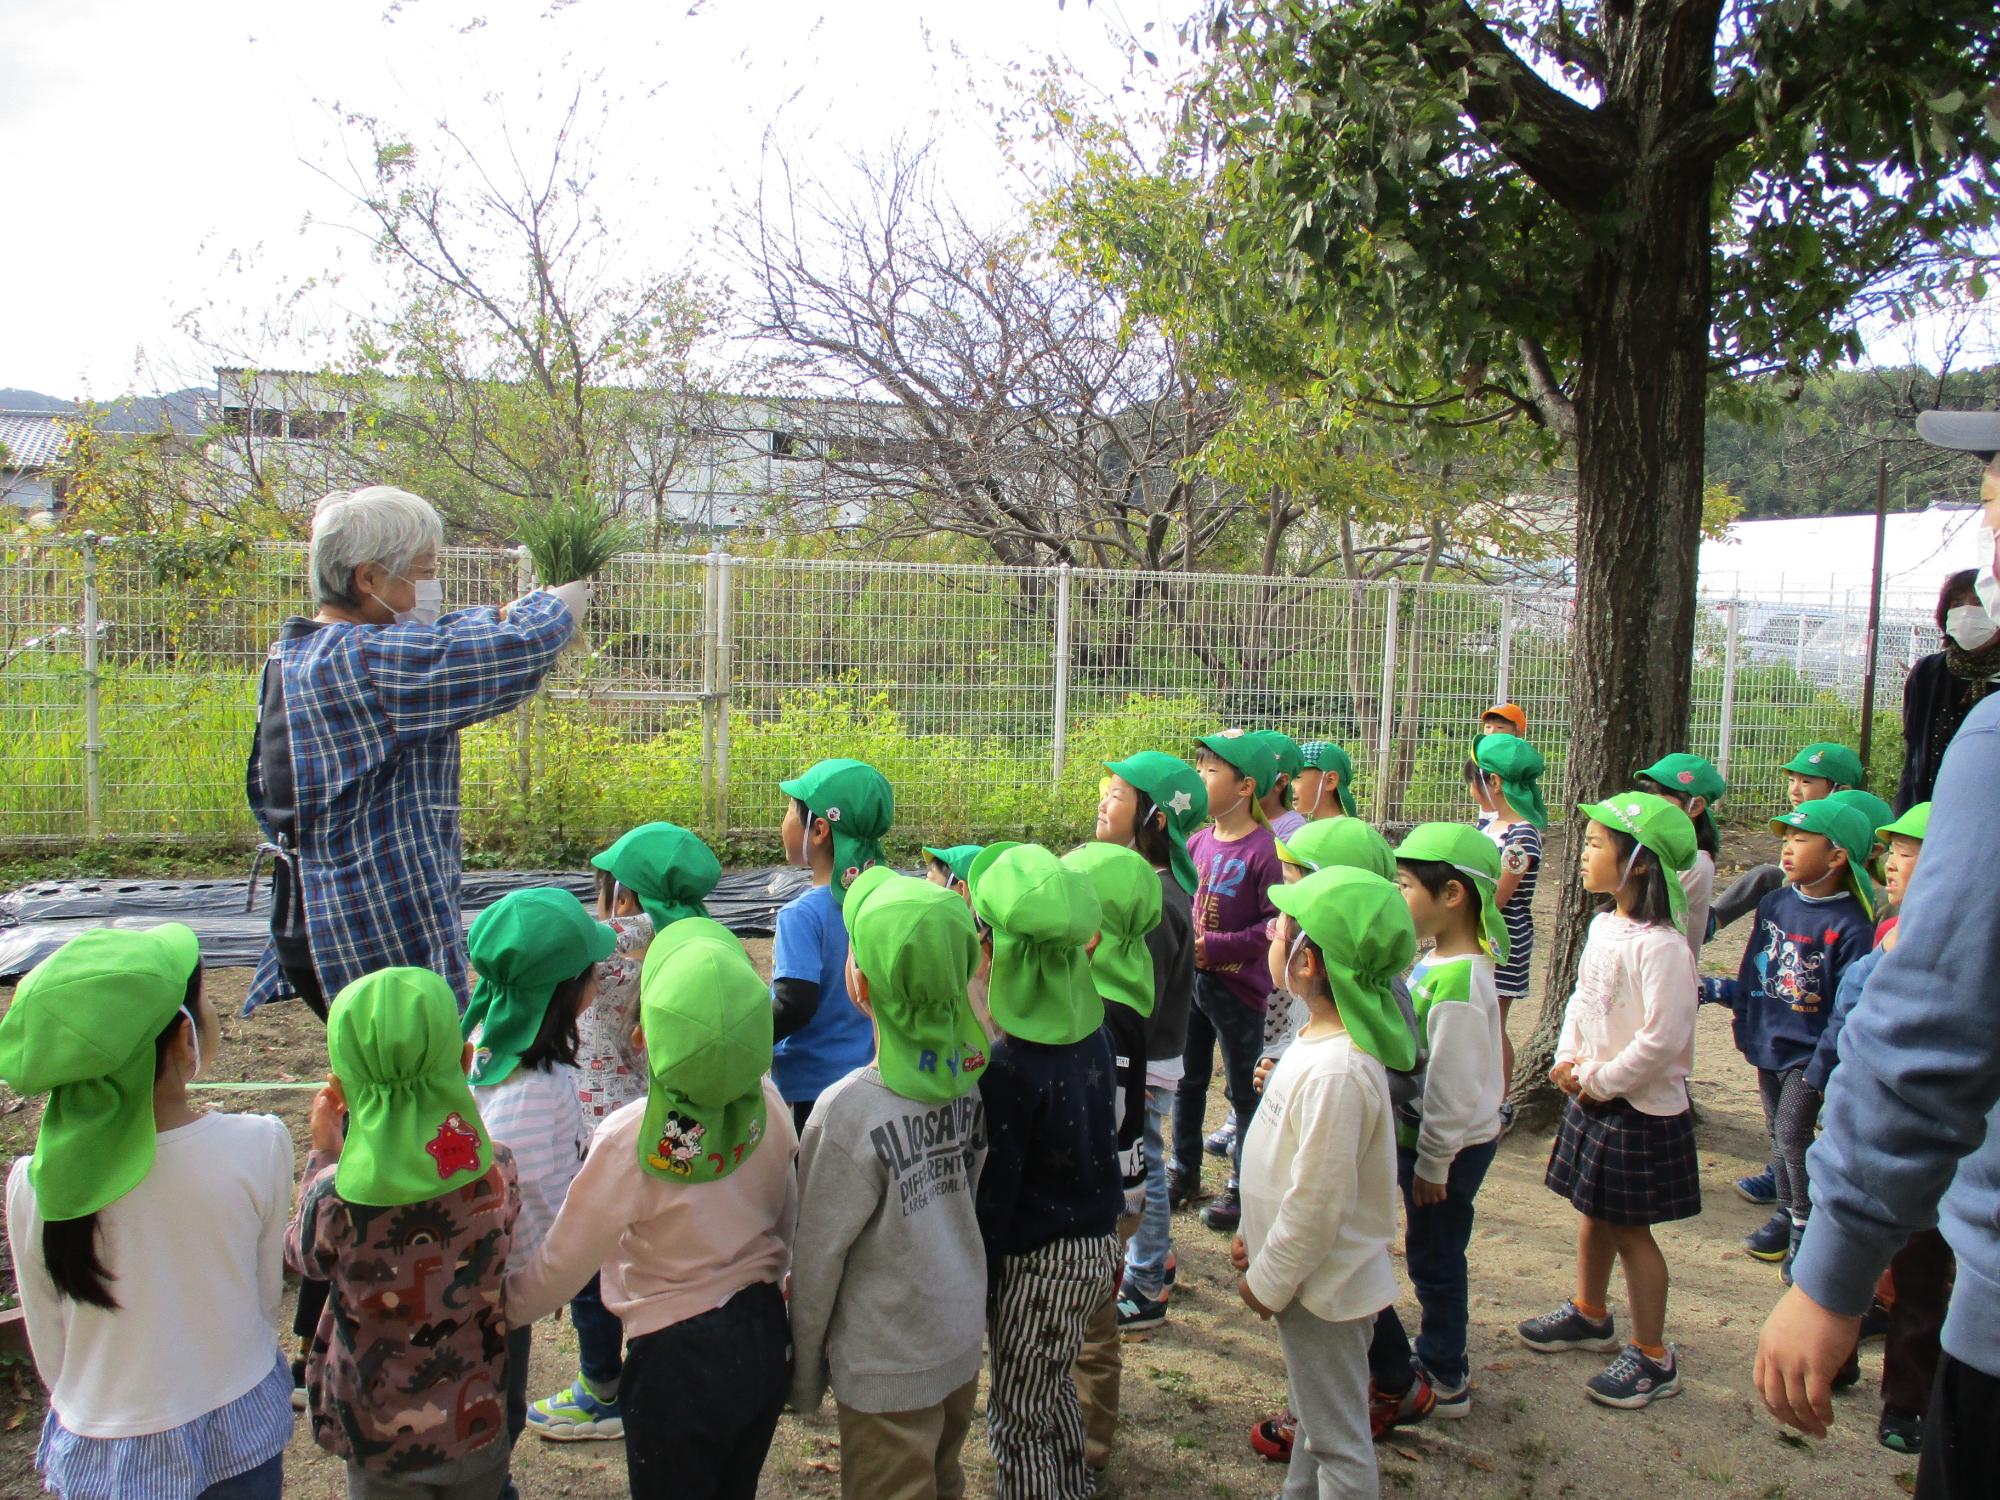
{"left": 1679, "top": 850, "right": 1716, "bottom": 969}
{"left": 1556, "top": 912, "right": 1699, "bottom": 1117}
{"left": 1405, "top": 953, "right": 1504, "bottom": 1185}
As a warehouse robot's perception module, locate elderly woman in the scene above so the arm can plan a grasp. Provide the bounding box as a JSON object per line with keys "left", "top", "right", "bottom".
{"left": 1895, "top": 567, "right": 2000, "bottom": 812}
{"left": 246, "top": 485, "right": 584, "bottom": 1019}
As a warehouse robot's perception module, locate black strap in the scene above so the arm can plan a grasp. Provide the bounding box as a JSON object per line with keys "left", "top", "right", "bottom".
{"left": 248, "top": 618, "right": 331, "bottom": 1016}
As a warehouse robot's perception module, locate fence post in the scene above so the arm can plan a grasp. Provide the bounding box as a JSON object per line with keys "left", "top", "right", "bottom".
{"left": 1375, "top": 583, "right": 1400, "bottom": 819}
{"left": 700, "top": 552, "right": 720, "bottom": 839}
{"left": 1051, "top": 564, "right": 1073, "bottom": 784}
{"left": 1717, "top": 599, "right": 1740, "bottom": 779}
{"left": 1495, "top": 593, "right": 1515, "bottom": 705}
{"left": 80, "top": 533, "right": 103, "bottom": 839}
{"left": 513, "top": 549, "right": 535, "bottom": 808}
{"left": 714, "top": 553, "right": 734, "bottom": 836}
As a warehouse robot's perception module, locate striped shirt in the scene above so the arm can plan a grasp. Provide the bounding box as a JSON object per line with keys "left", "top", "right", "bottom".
{"left": 476, "top": 1064, "right": 588, "bottom": 1260}
{"left": 1486, "top": 820, "right": 1542, "bottom": 996}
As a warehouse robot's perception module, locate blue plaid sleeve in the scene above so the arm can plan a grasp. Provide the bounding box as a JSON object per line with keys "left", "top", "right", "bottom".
{"left": 362, "top": 591, "right": 575, "bottom": 745}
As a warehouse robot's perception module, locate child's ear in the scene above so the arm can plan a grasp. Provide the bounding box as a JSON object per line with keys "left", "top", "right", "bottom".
{"left": 1687, "top": 795, "right": 1707, "bottom": 819}
{"left": 1086, "top": 931, "right": 1102, "bottom": 957}
{"left": 629, "top": 1022, "right": 647, "bottom": 1056}
{"left": 461, "top": 1041, "right": 475, "bottom": 1075}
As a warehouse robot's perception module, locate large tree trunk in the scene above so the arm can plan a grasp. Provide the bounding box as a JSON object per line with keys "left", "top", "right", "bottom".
{"left": 1511, "top": 154, "right": 1714, "bottom": 1121}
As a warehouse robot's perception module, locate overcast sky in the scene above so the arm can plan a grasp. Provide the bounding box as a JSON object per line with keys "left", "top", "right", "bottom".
{"left": 1, "top": 0, "right": 1189, "bottom": 398}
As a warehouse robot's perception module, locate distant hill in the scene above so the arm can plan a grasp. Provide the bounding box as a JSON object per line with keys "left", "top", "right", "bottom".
{"left": 0, "top": 387, "right": 210, "bottom": 433}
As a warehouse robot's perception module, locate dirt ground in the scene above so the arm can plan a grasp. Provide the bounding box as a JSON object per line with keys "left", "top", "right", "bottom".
{"left": 0, "top": 834, "right": 1924, "bottom": 1498}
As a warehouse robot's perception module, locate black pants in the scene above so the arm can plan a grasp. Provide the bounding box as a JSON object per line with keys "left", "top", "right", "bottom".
{"left": 1172, "top": 973, "right": 1265, "bottom": 1184}
{"left": 1918, "top": 1352, "right": 2000, "bottom": 1500}
{"left": 1884, "top": 1230, "right": 1955, "bottom": 1416}
{"left": 623, "top": 1281, "right": 790, "bottom": 1500}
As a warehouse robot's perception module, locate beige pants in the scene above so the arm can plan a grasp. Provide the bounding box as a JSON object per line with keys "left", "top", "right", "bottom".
{"left": 835, "top": 1378, "right": 979, "bottom": 1500}
{"left": 1074, "top": 1213, "right": 1142, "bottom": 1472}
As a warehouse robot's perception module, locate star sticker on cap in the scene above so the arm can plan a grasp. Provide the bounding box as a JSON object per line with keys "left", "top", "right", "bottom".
{"left": 1167, "top": 790, "right": 1193, "bottom": 815}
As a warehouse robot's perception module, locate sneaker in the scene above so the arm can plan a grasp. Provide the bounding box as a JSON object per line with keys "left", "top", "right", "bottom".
{"left": 1832, "top": 1345, "right": 1861, "bottom": 1391}
{"left": 1418, "top": 1365, "right": 1470, "bottom": 1420}
{"left": 1585, "top": 1346, "right": 1681, "bottom": 1409}
{"left": 290, "top": 1358, "right": 308, "bottom": 1412}
{"left": 1166, "top": 1171, "right": 1198, "bottom": 1210}
{"left": 527, "top": 1377, "right": 624, "bottom": 1441}
{"left": 1369, "top": 1375, "right": 1437, "bottom": 1436}
{"left": 1116, "top": 1288, "right": 1169, "bottom": 1332}
{"left": 1744, "top": 1210, "right": 1791, "bottom": 1262}
{"left": 1163, "top": 1250, "right": 1177, "bottom": 1288}
{"left": 1204, "top": 1119, "right": 1237, "bottom": 1158}
{"left": 1878, "top": 1407, "right": 1924, "bottom": 1455}
{"left": 1735, "top": 1167, "right": 1778, "bottom": 1205}
{"left": 1781, "top": 1218, "right": 1805, "bottom": 1287}
{"left": 1249, "top": 1410, "right": 1295, "bottom": 1462}
{"left": 1858, "top": 1299, "right": 1891, "bottom": 1344}
{"left": 1200, "top": 1185, "right": 1241, "bottom": 1232}
{"left": 1517, "top": 1301, "right": 1619, "bottom": 1353}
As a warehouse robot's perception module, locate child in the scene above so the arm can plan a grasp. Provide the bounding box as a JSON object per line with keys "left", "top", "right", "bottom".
{"left": 923, "top": 843, "right": 984, "bottom": 892}
{"left": 288, "top": 967, "right": 520, "bottom": 1495}
{"left": 506, "top": 917, "right": 798, "bottom": 1500}
{"left": 1096, "top": 752, "right": 1203, "bottom": 1332}
{"left": 1710, "top": 740, "right": 1864, "bottom": 936}
{"left": 1372, "top": 823, "right": 1511, "bottom": 1423}
{"left": 1801, "top": 803, "right": 1943, "bottom": 1454}
{"left": 1175, "top": 730, "right": 1284, "bottom": 1231}
{"left": 773, "top": 757, "right": 894, "bottom": 1131}
{"left": 1250, "top": 730, "right": 1310, "bottom": 840}
{"left": 1519, "top": 793, "right": 1701, "bottom": 1409}
{"left": 1, "top": 927, "right": 295, "bottom": 1500}
{"left": 531, "top": 821, "right": 721, "bottom": 1441}
{"left": 1294, "top": 740, "right": 1357, "bottom": 821}
{"left": 1634, "top": 753, "right": 1727, "bottom": 966}
{"left": 1828, "top": 788, "right": 1894, "bottom": 877}
{"left": 1259, "top": 818, "right": 1402, "bottom": 1066}
{"left": 788, "top": 868, "right": 990, "bottom": 1500}
{"left": 462, "top": 886, "right": 617, "bottom": 1484}
{"left": 1234, "top": 866, "right": 1416, "bottom": 1499}
{"left": 1473, "top": 732, "right": 1547, "bottom": 1102}
{"left": 1062, "top": 841, "right": 1163, "bottom": 1483}
{"left": 971, "top": 843, "right": 1123, "bottom": 1500}
{"left": 1479, "top": 703, "right": 1527, "bottom": 741}
{"left": 1702, "top": 799, "right": 1874, "bottom": 1277}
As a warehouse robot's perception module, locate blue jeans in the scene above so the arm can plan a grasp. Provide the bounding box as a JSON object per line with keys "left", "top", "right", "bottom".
{"left": 1123, "top": 1082, "right": 1176, "bottom": 1299}
{"left": 1173, "top": 973, "right": 1266, "bottom": 1184}
{"left": 1372, "top": 1139, "right": 1499, "bottom": 1390}
{"left": 200, "top": 1453, "right": 283, "bottom": 1500}
{"left": 571, "top": 1272, "right": 625, "bottom": 1389}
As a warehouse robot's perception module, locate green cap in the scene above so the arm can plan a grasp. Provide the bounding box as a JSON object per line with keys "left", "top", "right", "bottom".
{"left": 636, "top": 918, "right": 773, "bottom": 1183}
{"left": 1878, "top": 802, "right": 1931, "bottom": 842}
{"left": 327, "top": 968, "right": 495, "bottom": 1208}
{"left": 1275, "top": 818, "right": 1395, "bottom": 881}
{"left": 590, "top": 822, "right": 722, "bottom": 932}
{"left": 1828, "top": 789, "right": 1894, "bottom": 843}
{"left": 1783, "top": 742, "right": 1864, "bottom": 788}
{"left": 1250, "top": 731, "right": 1306, "bottom": 780}
{"left": 1267, "top": 867, "right": 1419, "bottom": 1071}
{"left": 463, "top": 888, "right": 619, "bottom": 1086}
{"left": 972, "top": 844, "right": 1105, "bottom": 1045}
{"left": 844, "top": 867, "right": 989, "bottom": 1101}
{"left": 1061, "top": 842, "right": 1164, "bottom": 1018}
{"left": 1577, "top": 792, "right": 1699, "bottom": 932}
{"left": 1195, "top": 730, "right": 1279, "bottom": 798}
{"left": 1299, "top": 740, "right": 1358, "bottom": 816}
{"left": 921, "top": 844, "right": 985, "bottom": 887}
{"left": 780, "top": 758, "right": 894, "bottom": 905}
{"left": 1771, "top": 800, "right": 1877, "bottom": 917}
{"left": 1634, "top": 753, "right": 1728, "bottom": 805}
{"left": 0, "top": 924, "right": 200, "bottom": 1221}
{"left": 1474, "top": 735, "right": 1549, "bottom": 829}
{"left": 1393, "top": 823, "right": 1510, "bottom": 963}
{"left": 1104, "top": 752, "right": 1208, "bottom": 895}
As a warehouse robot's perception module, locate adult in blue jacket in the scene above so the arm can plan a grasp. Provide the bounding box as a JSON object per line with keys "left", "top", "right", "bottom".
{"left": 1756, "top": 410, "right": 2000, "bottom": 1500}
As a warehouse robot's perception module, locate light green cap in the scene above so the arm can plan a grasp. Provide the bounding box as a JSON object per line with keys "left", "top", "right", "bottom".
{"left": 463, "top": 887, "right": 618, "bottom": 1086}
{"left": 1783, "top": 742, "right": 1864, "bottom": 788}
{"left": 1195, "top": 730, "right": 1279, "bottom": 798}
{"left": 922, "top": 845, "right": 985, "bottom": 886}
{"left": 965, "top": 840, "right": 1024, "bottom": 905}
{"left": 971, "top": 844, "right": 1105, "bottom": 1046}
{"left": 591, "top": 823, "right": 721, "bottom": 932}
{"left": 1474, "top": 735, "right": 1549, "bottom": 829}
{"left": 1578, "top": 792, "right": 1699, "bottom": 932}
{"left": 780, "top": 758, "right": 894, "bottom": 905}
{"left": 1878, "top": 802, "right": 1931, "bottom": 842}
{"left": 1771, "top": 800, "right": 1877, "bottom": 918}
{"left": 1104, "top": 752, "right": 1208, "bottom": 895}
{"left": 0, "top": 924, "right": 200, "bottom": 1221}
{"left": 1275, "top": 818, "right": 1395, "bottom": 880}
{"left": 1267, "top": 867, "right": 1419, "bottom": 1071}
{"left": 1062, "top": 842, "right": 1164, "bottom": 1018}
{"left": 844, "top": 866, "right": 989, "bottom": 1100}
{"left": 637, "top": 919, "right": 773, "bottom": 1183}
{"left": 327, "top": 968, "right": 495, "bottom": 1208}
{"left": 1393, "top": 823, "right": 1510, "bottom": 964}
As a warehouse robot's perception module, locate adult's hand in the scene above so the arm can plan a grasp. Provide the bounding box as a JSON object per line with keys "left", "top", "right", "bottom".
{"left": 1754, "top": 1284, "right": 1862, "bottom": 1438}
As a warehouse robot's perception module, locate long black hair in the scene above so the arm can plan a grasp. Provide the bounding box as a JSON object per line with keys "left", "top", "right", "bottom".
{"left": 517, "top": 966, "right": 592, "bottom": 1073}
{"left": 1130, "top": 794, "right": 1176, "bottom": 871}
{"left": 1601, "top": 827, "right": 1677, "bottom": 928}
{"left": 42, "top": 968, "right": 202, "bottom": 1309}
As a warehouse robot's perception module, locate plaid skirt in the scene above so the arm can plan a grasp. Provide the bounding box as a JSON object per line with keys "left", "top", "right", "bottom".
{"left": 1545, "top": 1095, "right": 1701, "bottom": 1226}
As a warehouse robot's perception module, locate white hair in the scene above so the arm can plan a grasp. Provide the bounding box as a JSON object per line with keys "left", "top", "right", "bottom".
{"left": 308, "top": 486, "right": 445, "bottom": 607}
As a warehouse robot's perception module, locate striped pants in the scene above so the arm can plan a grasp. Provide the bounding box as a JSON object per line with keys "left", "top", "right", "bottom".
{"left": 987, "top": 1234, "right": 1121, "bottom": 1500}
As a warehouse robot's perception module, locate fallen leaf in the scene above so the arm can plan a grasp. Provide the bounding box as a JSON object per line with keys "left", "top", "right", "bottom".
{"left": 806, "top": 1459, "right": 839, "bottom": 1474}
{"left": 1388, "top": 1445, "right": 1423, "bottom": 1463}
{"left": 1463, "top": 1451, "right": 1495, "bottom": 1472}
{"left": 1481, "top": 1360, "right": 1512, "bottom": 1374}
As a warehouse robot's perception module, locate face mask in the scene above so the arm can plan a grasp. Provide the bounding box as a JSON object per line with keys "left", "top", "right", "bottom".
{"left": 396, "top": 578, "right": 444, "bottom": 627}
{"left": 1946, "top": 603, "right": 1998, "bottom": 652}
{"left": 1975, "top": 527, "right": 2000, "bottom": 626}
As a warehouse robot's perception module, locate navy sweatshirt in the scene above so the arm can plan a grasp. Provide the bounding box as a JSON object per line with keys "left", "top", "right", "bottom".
{"left": 974, "top": 1027, "right": 1122, "bottom": 1281}
{"left": 1706, "top": 885, "right": 1873, "bottom": 1074}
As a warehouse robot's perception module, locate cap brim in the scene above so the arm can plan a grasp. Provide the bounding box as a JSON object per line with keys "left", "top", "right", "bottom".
{"left": 1916, "top": 410, "right": 2000, "bottom": 457}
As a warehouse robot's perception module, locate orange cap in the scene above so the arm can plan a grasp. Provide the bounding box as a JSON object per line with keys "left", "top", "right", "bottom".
{"left": 1481, "top": 703, "right": 1527, "bottom": 736}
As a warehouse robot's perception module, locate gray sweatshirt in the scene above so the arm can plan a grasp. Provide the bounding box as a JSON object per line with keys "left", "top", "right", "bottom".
{"left": 787, "top": 1066, "right": 989, "bottom": 1413}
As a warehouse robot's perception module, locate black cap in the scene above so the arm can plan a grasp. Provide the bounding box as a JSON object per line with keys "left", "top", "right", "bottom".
{"left": 1916, "top": 410, "right": 2000, "bottom": 460}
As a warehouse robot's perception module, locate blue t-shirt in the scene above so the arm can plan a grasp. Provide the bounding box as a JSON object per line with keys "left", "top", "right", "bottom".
{"left": 770, "top": 883, "right": 874, "bottom": 1105}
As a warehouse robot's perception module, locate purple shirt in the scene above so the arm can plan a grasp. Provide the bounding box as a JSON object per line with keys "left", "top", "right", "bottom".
{"left": 1188, "top": 823, "right": 1284, "bottom": 1012}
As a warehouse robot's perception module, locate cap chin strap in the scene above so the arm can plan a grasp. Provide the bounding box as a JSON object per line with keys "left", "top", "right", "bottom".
{"left": 1131, "top": 794, "right": 1158, "bottom": 850}
{"left": 1284, "top": 926, "right": 1311, "bottom": 992}
{"left": 180, "top": 1005, "right": 202, "bottom": 1079}
{"left": 1618, "top": 843, "right": 1644, "bottom": 893}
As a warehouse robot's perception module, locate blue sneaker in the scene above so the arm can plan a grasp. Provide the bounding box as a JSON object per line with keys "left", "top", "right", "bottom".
{"left": 1517, "top": 1301, "right": 1619, "bottom": 1353}
{"left": 1585, "top": 1346, "right": 1681, "bottom": 1409}
{"left": 1734, "top": 1168, "right": 1777, "bottom": 1206}
{"left": 1203, "top": 1119, "right": 1237, "bottom": 1158}
{"left": 1744, "top": 1211, "right": 1791, "bottom": 1263}
{"left": 527, "top": 1376, "right": 624, "bottom": 1441}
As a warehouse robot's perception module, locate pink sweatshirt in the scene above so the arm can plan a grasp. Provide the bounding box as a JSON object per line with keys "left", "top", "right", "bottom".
{"left": 505, "top": 1078, "right": 799, "bottom": 1338}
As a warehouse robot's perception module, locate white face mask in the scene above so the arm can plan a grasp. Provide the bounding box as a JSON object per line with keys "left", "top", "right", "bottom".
{"left": 396, "top": 579, "right": 444, "bottom": 627}
{"left": 1946, "top": 603, "right": 1998, "bottom": 652}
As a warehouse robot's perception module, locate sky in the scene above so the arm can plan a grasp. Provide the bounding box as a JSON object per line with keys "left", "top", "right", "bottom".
{"left": 0, "top": 0, "right": 1191, "bottom": 399}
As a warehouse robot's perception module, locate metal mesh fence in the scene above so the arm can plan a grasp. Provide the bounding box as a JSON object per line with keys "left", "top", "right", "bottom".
{"left": 0, "top": 534, "right": 1940, "bottom": 851}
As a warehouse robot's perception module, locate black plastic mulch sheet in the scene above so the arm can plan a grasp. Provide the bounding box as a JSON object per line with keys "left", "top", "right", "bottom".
{"left": 0, "top": 866, "right": 815, "bottom": 981}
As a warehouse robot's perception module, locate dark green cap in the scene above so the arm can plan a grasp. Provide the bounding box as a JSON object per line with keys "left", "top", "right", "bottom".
{"left": 1771, "top": 800, "right": 1877, "bottom": 917}
{"left": 922, "top": 844, "right": 985, "bottom": 887}
{"left": 1195, "top": 730, "right": 1279, "bottom": 798}
{"left": 464, "top": 887, "right": 618, "bottom": 1085}
{"left": 1299, "top": 739, "right": 1358, "bottom": 816}
{"left": 1783, "top": 742, "right": 1864, "bottom": 788}
{"left": 591, "top": 823, "right": 721, "bottom": 933}
{"left": 1104, "top": 752, "right": 1208, "bottom": 895}
{"left": 781, "top": 758, "right": 894, "bottom": 904}
{"left": 1474, "top": 735, "right": 1548, "bottom": 829}
{"left": 1634, "top": 753, "right": 1727, "bottom": 804}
